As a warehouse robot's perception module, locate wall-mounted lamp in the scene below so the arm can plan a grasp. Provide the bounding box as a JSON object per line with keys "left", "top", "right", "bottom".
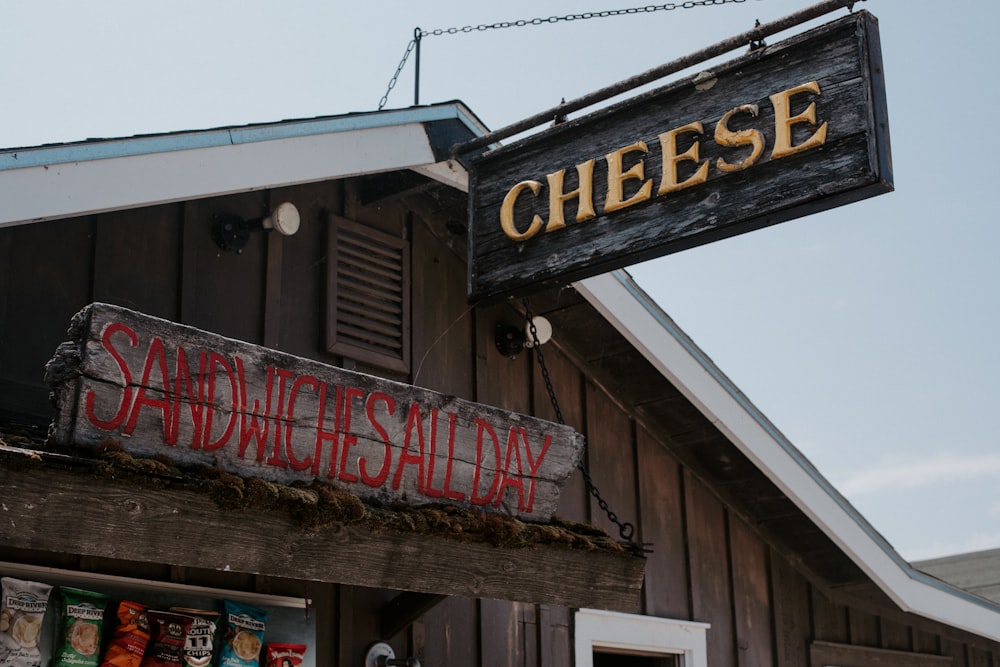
{"left": 364, "top": 642, "right": 420, "bottom": 667}
{"left": 212, "top": 202, "right": 301, "bottom": 253}
{"left": 495, "top": 315, "right": 553, "bottom": 359}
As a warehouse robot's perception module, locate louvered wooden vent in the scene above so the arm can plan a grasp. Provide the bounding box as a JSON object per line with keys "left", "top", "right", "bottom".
{"left": 326, "top": 215, "right": 410, "bottom": 373}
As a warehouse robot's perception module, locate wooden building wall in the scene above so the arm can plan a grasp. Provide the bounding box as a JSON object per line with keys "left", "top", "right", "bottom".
{"left": 1, "top": 175, "right": 998, "bottom": 667}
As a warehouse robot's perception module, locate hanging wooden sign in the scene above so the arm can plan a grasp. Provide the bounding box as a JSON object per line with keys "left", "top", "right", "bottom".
{"left": 467, "top": 11, "right": 892, "bottom": 302}
{"left": 45, "top": 303, "right": 584, "bottom": 522}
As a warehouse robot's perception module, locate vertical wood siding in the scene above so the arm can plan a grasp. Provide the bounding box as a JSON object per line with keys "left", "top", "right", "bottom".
{"left": 1, "top": 176, "right": 998, "bottom": 667}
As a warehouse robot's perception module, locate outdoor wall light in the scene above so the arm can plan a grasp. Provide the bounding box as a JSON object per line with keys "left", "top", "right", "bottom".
{"left": 495, "top": 315, "right": 553, "bottom": 358}
{"left": 364, "top": 642, "right": 420, "bottom": 667}
{"left": 212, "top": 201, "right": 301, "bottom": 253}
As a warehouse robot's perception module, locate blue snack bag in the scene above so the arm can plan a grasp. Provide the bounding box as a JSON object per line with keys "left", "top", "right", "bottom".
{"left": 218, "top": 602, "right": 267, "bottom": 667}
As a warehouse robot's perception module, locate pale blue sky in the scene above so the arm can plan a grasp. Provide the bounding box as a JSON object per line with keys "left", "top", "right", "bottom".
{"left": 3, "top": 0, "right": 996, "bottom": 561}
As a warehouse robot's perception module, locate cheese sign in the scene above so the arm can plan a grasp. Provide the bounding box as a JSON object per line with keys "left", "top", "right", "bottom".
{"left": 467, "top": 11, "right": 892, "bottom": 302}
{"left": 46, "top": 303, "right": 584, "bottom": 521}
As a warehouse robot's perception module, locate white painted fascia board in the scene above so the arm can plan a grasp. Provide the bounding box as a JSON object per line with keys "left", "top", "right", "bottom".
{"left": 0, "top": 105, "right": 479, "bottom": 228}
{"left": 575, "top": 270, "right": 1000, "bottom": 643}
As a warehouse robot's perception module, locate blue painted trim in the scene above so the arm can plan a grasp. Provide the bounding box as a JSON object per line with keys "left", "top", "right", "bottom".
{"left": 609, "top": 269, "right": 1000, "bottom": 614}
{"left": 0, "top": 104, "right": 485, "bottom": 172}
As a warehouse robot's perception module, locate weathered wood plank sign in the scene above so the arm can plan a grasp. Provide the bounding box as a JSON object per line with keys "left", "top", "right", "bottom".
{"left": 45, "top": 303, "right": 584, "bottom": 521}
{"left": 467, "top": 11, "right": 892, "bottom": 302}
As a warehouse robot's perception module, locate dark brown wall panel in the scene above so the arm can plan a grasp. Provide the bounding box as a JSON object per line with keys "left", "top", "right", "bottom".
{"left": 730, "top": 515, "right": 774, "bottom": 667}
{"left": 849, "top": 608, "right": 881, "bottom": 646}
{"left": 686, "top": 470, "right": 736, "bottom": 667}
{"left": 423, "top": 596, "right": 480, "bottom": 667}
{"left": 771, "top": 553, "right": 812, "bottom": 667}
{"left": 531, "top": 345, "right": 588, "bottom": 524}
{"left": 0, "top": 216, "right": 95, "bottom": 417}
{"left": 269, "top": 182, "right": 334, "bottom": 359}
{"left": 411, "top": 214, "right": 474, "bottom": 397}
{"left": 636, "top": 426, "right": 689, "bottom": 618}
{"left": 539, "top": 604, "right": 572, "bottom": 667}
{"left": 179, "top": 192, "right": 268, "bottom": 343}
{"left": 881, "top": 618, "right": 912, "bottom": 651}
{"left": 584, "top": 381, "right": 639, "bottom": 544}
{"left": 92, "top": 205, "right": 181, "bottom": 321}
{"left": 813, "top": 588, "right": 850, "bottom": 643}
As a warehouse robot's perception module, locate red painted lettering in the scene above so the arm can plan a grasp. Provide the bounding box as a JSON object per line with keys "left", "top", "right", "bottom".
{"left": 521, "top": 430, "right": 553, "bottom": 514}
{"left": 470, "top": 419, "right": 502, "bottom": 506}
{"left": 393, "top": 402, "right": 426, "bottom": 492}
{"left": 172, "top": 348, "right": 206, "bottom": 449}
{"left": 85, "top": 322, "right": 137, "bottom": 431}
{"left": 423, "top": 409, "right": 444, "bottom": 499}
{"left": 202, "top": 352, "right": 237, "bottom": 451}
{"left": 441, "top": 411, "right": 465, "bottom": 502}
{"left": 493, "top": 426, "right": 526, "bottom": 510}
{"left": 123, "top": 337, "right": 173, "bottom": 442}
{"left": 285, "top": 374, "right": 320, "bottom": 472}
{"left": 236, "top": 359, "right": 273, "bottom": 461}
{"left": 337, "top": 386, "right": 365, "bottom": 483}
{"left": 320, "top": 383, "right": 344, "bottom": 479}
{"left": 266, "top": 367, "right": 295, "bottom": 468}
{"left": 359, "top": 392, "right": 394, "bottom": 487}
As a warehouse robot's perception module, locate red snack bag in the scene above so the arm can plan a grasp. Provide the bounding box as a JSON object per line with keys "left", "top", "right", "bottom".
{"left": 140, "top": 612, "right": 193, "bottom": 667}
{"left": 100, "top": 601, "right": 150, "bottom": 667}
{"left": 264, "top": 644, "right": 306, "bottom": 667}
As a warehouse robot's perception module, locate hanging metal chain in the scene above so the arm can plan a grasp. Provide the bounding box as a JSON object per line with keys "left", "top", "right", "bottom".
{"left": 377, "top": 0, "right": 749, "bottom": 110}
{"left": 522, "top": 297, "right": 641, "bottom": 548}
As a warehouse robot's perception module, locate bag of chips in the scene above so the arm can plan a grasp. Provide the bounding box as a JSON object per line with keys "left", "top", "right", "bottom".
{"left": 168, "top": 608, "right": 218, "bottom": 667}
{"left": 0, "top": 577, "right": 53, "bottom": 667}
{"left": 99, "top": 601, "right": 150, "bottom": 667}
{"left": 218, "top": 602, "right": 267, "bottom": 667}
{"left": 140, "top": 611, "right": 193, "bottom": 667}
{"left": 54, "top": 587, "right": 109, "bottom": 667}
{"left": 263, "top": 644, "right": 306, "bottom": 667}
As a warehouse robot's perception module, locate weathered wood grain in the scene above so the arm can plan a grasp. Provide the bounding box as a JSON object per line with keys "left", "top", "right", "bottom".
{"left": 45, "top": 302, "right": 583, "bottom": 521}
{"left": 810, "top": 640, "right": 952, "bottom": 667}
{"left": 468, "top": 12, "right": 891, "bottom": 302}
{"left": 0, "top": 448, "right": 643, "bottom": 612}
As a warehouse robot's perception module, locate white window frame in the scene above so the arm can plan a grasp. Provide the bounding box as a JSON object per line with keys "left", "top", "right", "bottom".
{"left": 574, "top": 609, "right": 710, "bottom": 667}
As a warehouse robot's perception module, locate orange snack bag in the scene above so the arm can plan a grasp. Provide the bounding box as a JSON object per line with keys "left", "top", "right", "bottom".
{"left": 99, "top": 601, "right": 150, "bottom": 667}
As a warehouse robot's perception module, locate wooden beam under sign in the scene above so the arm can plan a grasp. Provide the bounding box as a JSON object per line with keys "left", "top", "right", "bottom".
{"left": 0, "top": 446, "right": 645, "bottom": 612}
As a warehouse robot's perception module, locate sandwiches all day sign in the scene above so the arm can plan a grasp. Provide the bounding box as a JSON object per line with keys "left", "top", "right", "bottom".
{"left": 467, "top": 12, "right": 892, "bottom": 302}
{"left": 46, "top": 303, "right": 583, "bottom": 522}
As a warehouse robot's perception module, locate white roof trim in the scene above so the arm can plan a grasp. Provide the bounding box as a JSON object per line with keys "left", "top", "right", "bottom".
{"left": 0, "top": 104, "right": 480, "bottom": 228}
{"left": 575, "top": 270, "right": 1000, "bottom": 643}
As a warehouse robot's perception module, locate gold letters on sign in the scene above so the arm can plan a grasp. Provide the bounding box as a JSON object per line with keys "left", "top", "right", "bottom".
{"left": 499, "top": 81, "right": 829, "bottom": 242}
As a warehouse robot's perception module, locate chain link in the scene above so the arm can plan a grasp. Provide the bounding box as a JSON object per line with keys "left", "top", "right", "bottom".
{"left": 378, "top": 0, "right": 749, "bottom": 109}
{"left": 523, "top": 298, "right": 641, "bottom": 547}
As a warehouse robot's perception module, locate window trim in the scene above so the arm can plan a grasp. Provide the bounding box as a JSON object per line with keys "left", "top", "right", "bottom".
{"left": 574, "top": 609, "right": 710, "bottom": 667}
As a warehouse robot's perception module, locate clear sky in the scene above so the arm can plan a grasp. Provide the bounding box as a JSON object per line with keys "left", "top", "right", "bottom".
{"left": 3, "top": 0, "right": 997, "bottom": 562}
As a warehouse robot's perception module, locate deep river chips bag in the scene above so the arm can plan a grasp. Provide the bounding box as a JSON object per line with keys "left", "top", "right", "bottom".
{"left": 218, "top": 601, "right": 267, "bottom": 667}
{"left": 55, "top": 587, "right": 110, "bottom": 667}
{"left": 99, "top": 601, "right": 150, "bottom": 667}
{"left": 140, "top": 611, "right": 193, "bottom": 667}
{"left": 0, "top": 577, "right": 53, "bottom": 667}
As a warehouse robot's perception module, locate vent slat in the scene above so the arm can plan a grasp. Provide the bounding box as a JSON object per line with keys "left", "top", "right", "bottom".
{"left": 340, "top": 242, "right": 403, "bottom": 273}
{"left": 336, "top": 323, "right": 404, "bottom": 352}
{"left": 337, "top": 312, "right": 404, "bottom": 339}
{"left": 339, "top": 258, "right": 403, "bottom": 285}
{"left": 339, "top": 299, "right": 403, "bottom": 327}
{"left": 340, "top": 230, "right": 404, "bottom": 261}
{"left": 337, "top": 274, "right": 403, "bottom": 305}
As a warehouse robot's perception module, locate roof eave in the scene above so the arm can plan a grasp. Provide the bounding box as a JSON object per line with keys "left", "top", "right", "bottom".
{"left": 0, "top": 103, "right": 483, "bottom": 228}
{"left": 574, "top": 270, "right": 1000, "bottom": 643}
